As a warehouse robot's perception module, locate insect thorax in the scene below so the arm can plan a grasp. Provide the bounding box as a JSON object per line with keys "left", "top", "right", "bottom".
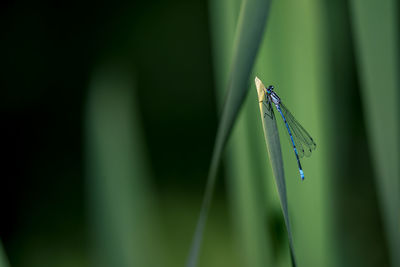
{"left": 270, "top": 91, "right": 281, "bottom": 105}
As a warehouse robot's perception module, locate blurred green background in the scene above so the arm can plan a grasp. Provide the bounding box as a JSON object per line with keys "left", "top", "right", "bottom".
{"left": 1, "top": 0, "right": 398, "bottom": 267}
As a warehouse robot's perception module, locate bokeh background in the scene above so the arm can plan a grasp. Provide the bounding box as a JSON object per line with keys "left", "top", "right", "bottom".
{"left": 1, "top": 0, "right": 399, "bottom": 267}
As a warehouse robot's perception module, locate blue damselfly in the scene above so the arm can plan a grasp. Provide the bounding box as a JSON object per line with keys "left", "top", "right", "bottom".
{"left": 256, "top": 77, "right": 316, "bottom": 180}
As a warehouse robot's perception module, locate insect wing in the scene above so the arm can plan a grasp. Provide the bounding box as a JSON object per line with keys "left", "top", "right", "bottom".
{"left": 280, "top": 102, "right": 316, "bottom": 158}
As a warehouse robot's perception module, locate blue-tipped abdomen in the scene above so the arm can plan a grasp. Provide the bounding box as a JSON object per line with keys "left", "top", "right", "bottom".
{"left": 299, "top": 169, "right": 305, "bottom": 180}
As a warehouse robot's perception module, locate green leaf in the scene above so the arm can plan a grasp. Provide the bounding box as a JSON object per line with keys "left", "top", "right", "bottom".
{"left": 209, "top": 0, "right": 275, "bottom": 266}
{"left": 0, "top": 240, "right": 10, "bottom": 267}
{"left": 350, "top": 0, "right": 400, "bottom": 265}
{"left": 186, "top": 1, "right": 272, "bottom": 266}
{"left": 255, "top": 77, "right": 297, "bottom": 267}
{"left": 86, "top": 65, "right": 163, "bottom": 267}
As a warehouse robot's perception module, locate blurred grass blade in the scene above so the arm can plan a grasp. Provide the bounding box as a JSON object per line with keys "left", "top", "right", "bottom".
{"left": 209, "top": 0, "right": 275, "bottom": 266}
{"left": 209, "top": 0, "right": 276, "bottom": 267}
{"left": 0, "top": 240, "right": 10, "bottom": 267}
{"left": 255, "top": 77, "right": 297, "bottom": 266}
{"left": 86, "top": 65, "right": 162, "bottom": 267}
{"left": 186, "top": 0, "right": 271, "bottom": 266}
{"left": 209, "top": 0, "right": 241, "bottom": 99}
{"left": 350, "top": 1, "right": 400, "bottom": 266}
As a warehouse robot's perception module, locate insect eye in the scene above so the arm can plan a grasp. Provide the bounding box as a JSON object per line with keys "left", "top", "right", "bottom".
{"left": 268, "top": 85, "right": 274, "bottom": 90}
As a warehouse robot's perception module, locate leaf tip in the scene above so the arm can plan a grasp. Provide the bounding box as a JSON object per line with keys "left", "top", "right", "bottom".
{"left": 254, "top": 76, "right": 265, "bottom": 102}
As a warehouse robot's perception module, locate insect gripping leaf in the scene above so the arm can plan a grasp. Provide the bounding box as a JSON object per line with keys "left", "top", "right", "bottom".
{"left": 255, "top": 77, "right": 297, "bottom": 267}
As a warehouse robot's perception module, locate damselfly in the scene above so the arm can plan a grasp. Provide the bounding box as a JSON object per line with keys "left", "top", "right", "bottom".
{"left": 256, "top": 77, "right": 316, "bottom": 180}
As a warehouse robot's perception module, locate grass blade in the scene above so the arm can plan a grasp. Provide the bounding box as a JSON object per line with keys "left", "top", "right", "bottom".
{"left": 209, "top": 0, "right": 275, "bottom": 266}
{"left": 350, "top": 1, "right": 400, "bottom": 265}
{"left": 86, "top": 65, "right": 162, "bottom": 267}
{"left": 186, "top": 0, "right": 272, "bottom": 266}
{"left": 0, "top": 241, "right": 10, "bottom": 267}
{"left": 255, "top": 77, "right": 297, "bottom": 267}
{"left": 209, "top": 0, "right": 241, "bottom": 99}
